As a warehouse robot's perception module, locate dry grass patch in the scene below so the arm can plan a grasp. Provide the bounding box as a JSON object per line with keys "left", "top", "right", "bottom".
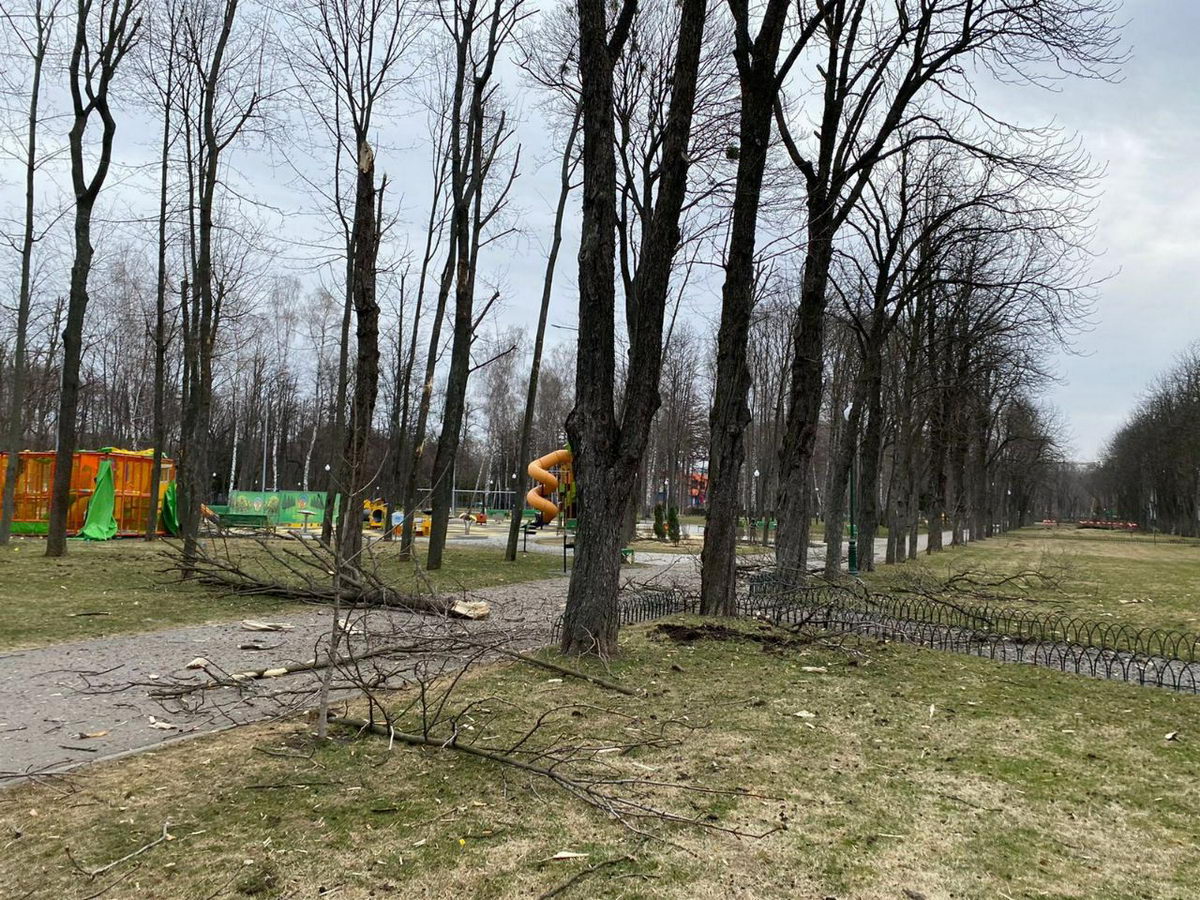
{"left": 867, "top": 528, "right": 1200, "bottom": 634}
{"left": 2, "top": 618, "right": 1198, "bottom": 898}
{"left": 0, "top": 537, "right": 557, "bottom": 650}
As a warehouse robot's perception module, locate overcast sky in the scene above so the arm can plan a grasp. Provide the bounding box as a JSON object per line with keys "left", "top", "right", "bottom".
{"left": 3, "top": 0, "right": 1196, "bottom": 464}
{"left": 977, "top": 1, "right": 1200, "bottom": 461}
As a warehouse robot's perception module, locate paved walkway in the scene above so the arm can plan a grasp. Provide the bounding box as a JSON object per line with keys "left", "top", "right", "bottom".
{"left": 0, "top": 577, "right": 572, "bottom": 783}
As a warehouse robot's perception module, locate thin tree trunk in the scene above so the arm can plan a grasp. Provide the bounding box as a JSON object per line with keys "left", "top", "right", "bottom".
{"left": 506, "top": 111, "right": 580, "bottom": 561}
{"left": 145, "top": 47, "right": 173, "bottom": 539}
{"left": 1, "top": 4, "right": 51, "bottom": 546}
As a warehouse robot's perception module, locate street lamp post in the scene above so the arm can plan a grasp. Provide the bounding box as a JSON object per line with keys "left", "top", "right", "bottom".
{"left": 844, "top": 404, "right": 858, "bottom": 576}
{"left": 753, "top": 469, "right": 762, "bottom": 545}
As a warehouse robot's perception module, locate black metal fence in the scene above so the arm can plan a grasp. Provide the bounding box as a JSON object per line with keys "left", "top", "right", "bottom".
{"left": 746, "top": 573, "right": 1200, "bottom": 663}
{"left": 745, "top": 573, "right": 1200, "bottom": 694}
{"left": 551, "top": 574, "right": 1200, "bottom": 695}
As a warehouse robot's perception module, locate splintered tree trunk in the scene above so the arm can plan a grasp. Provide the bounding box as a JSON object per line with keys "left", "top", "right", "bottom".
{"left": 334, "top": 145, "right": 382, "bottom": 574}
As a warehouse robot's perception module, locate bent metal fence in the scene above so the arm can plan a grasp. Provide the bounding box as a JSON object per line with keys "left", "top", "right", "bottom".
{"left": 552, "top": 577, "right": 1200, "bottom": 695}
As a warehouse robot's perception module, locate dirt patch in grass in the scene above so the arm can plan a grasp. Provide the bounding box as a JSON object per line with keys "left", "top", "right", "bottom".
{"left": 652, "top": 620, "right": 813, "bottom": 652}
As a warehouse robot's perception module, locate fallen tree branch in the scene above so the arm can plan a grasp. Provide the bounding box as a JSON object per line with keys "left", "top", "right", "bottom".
{"left": 477, "top": 644, "right": 638, "bottom": 697}
{"left": 160, "top": 537, "right": 489, "bottom": 619}
{"left": 331, "top": 715, "right": 781, "bottom": 840}
{"left": 538, "top": 854, "right": 636, "bottom": 899}
{"left": 67, "top": 822, "right": 173, "bottom": 878}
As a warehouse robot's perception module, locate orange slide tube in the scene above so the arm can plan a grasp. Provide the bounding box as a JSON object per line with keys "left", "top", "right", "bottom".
{"left": 526, "top": 448, "right": 572, "bottom": 525}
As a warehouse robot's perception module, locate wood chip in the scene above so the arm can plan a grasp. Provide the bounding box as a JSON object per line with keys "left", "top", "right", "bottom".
{"left": 241, "top": 620, "right": 295, "bottom": 632}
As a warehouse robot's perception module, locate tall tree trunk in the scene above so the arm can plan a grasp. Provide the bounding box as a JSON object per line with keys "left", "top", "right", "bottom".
{"left": 560, "top": 0, "right": 707, "bottom": 657}
{"left": 47, "top": 0, "right": 136, "bottom": 556}
{"left": 322, "top": 253, "right": 354, "bottom": 544}
{"left": 398, "top": 239, "right": 456, "bottom": 556}
{"left": 180, "top": 0, "right": 239, "bottom": 568}
{"left": 699, "top": 6, "right": 786, "bottom": 615}
{"left": 145, "top": 52, "right": 173, "bottom": 540}
{"left": 856, "top": 351, "right": 885, "bottom": 571}
{"left": 1, "top": 6, "right": 50, "bottom": 546}
{"left": 774, "top": 215, "right": 834, "bottom": 573}
{"left": 46, "top": 200, "right": 97, "bottom": 557}
{"left": 823, "top": 388, "right": 864, "bottom": 577}
{"left": 333, "top": 145, "right": 382, "bottom": 574}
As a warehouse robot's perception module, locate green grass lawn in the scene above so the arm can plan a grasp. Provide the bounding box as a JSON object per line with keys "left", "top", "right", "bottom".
{"left": 865, "top": 527, "right": 1200, "bottom": 634}
{"left": 0, "top": 534, "right": 558, "bottom": 651}
{"left": 3, "top": 617, "right": 1197, "bottom": 899}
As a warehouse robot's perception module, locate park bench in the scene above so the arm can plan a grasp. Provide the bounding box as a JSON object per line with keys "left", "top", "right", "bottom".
{"left": 218, "top": 512, "right": 275, "bottom": 532}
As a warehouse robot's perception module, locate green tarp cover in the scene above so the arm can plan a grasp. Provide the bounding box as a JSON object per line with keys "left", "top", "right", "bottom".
{"left": 162, "top": 481, "right": 180, "bottom": 535}
{"left": 80, "top": 460, "right": 118, "bottom": 541}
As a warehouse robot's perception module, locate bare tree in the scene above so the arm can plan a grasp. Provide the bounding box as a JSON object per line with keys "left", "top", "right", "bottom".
{"left": 0, "top": 0, "right": 61, "bottom": 546}
{"left": 424, "top": 0, "right": 525, "bottom": 571}
{"left": 138, "top": 0, "right": 181, "bottom": 540}
{"left": 290, "top": 0, "right": 421, "bottom": 572}
{"left": 559, "top": 0, "right": 708, "bottom": 656}
{"left": 177, "top": 0, "right": 269, "bottom": 565}
{"left": 45, "top": 0, "right": 142, "bottom": 557}
{"left": 770, "top": 0, "right": 1122, "bottom": 572}
{"left": 699, "top": 0, "right": 827, "bottom": 613}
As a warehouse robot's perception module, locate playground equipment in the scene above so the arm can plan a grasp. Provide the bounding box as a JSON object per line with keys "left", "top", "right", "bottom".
{"left": 364, "top": 498, "right": 387, "bottom": 529}
{"left": 0, "top": 448, "right": 175, "bottom": 537}
{"left": 526, "top": 448, "right": 573, "bottom": 526}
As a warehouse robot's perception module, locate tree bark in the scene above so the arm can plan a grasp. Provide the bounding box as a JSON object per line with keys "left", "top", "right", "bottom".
{"left": 698, "top": 0, "right": 790, "bottom": 616}
{"left": 561, "top": 0, "right": 707, "bottom": 656}
{"left": 773, "top": 220, "right": 833, "bottom": 574}
{"left": 145, "top": 44, "right": 174, "bottom": 540}
{"left": 333, "top": 145, "right": 382, "bottom": 574}
{"left": 48, "top": 0, "right": 139, "bottom": 556}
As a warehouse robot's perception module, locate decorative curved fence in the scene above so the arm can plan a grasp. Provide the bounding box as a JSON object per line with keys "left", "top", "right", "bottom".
{"left": 746, "top": 572, "right": 1200, "bottom": 664}
{"left": 551, "top": 575, "right": 1200, "bottom": 695}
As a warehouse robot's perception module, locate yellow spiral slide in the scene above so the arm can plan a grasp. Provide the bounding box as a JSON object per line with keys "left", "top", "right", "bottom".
{"left": 526, "top": 448, "right": 572, "bottom": 525}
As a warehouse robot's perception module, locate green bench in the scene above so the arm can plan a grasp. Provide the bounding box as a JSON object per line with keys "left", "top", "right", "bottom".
{"left": 219, "top": 512, "right": 275, "bottom": 532}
